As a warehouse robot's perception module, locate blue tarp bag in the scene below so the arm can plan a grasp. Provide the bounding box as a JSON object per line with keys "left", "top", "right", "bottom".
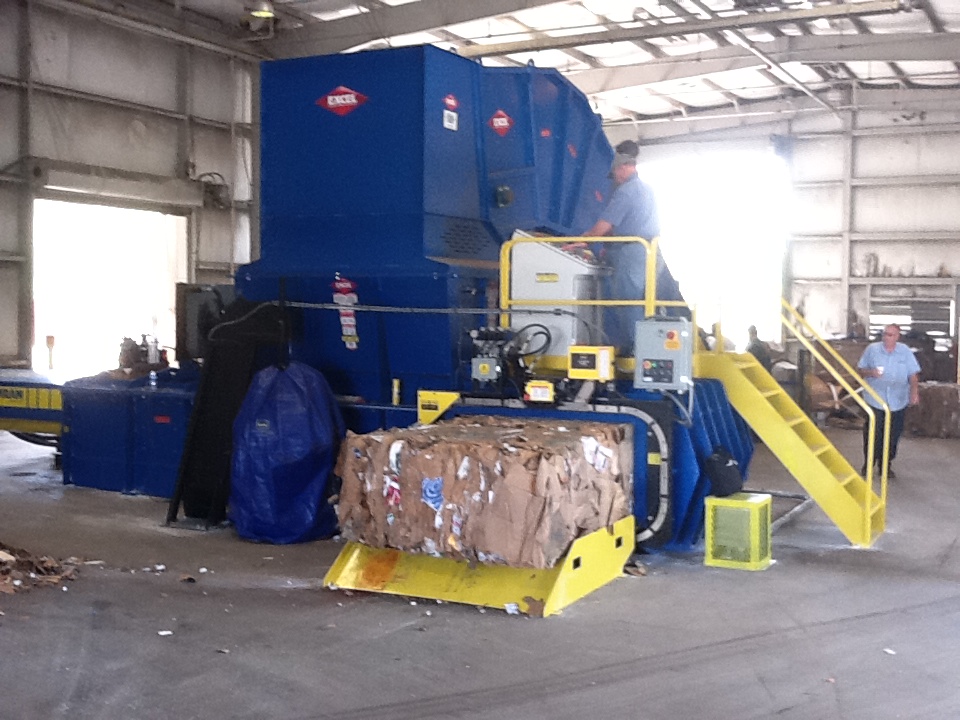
{"left": 230, "top": 362, "right": 344, "bottom": 543}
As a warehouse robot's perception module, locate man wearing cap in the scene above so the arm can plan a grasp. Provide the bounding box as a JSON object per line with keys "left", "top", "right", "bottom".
{"left": 857, "top": 323, "right": 920, "bottom": 478}
{"left": 581, "top": 140, "right": 683, "bottom": 353}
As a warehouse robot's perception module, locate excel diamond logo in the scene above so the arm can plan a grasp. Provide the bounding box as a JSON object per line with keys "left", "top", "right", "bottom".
{"left": 488, "top": 109, "right": 514, "bottom": 137}
{"left": 317, "top": 86, "right": 368, "bottom": 116}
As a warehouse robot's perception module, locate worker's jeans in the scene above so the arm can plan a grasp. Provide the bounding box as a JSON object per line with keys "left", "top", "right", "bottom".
{"left": 862, "top": 406, "right": 906, "bottom": 467}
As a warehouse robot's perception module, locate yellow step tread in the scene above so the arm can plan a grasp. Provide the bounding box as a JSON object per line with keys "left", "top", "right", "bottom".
{"left": 839, "top": 472, "right": 860, "bottom": 487}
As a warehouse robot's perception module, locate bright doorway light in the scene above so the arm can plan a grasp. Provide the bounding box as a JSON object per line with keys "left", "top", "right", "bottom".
{"left": 32, "top": 200, "right": 187, "bottom": 380}
{"left": 643, "top": 148, "right": 790, "bottom": 350}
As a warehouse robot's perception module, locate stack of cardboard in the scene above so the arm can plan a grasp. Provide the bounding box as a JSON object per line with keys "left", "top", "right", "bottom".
{"left": 906, "top": 383, "right": 960, "bottom": 438}
{"left": 335, "top": 416, "right": 633, "bottom": 569}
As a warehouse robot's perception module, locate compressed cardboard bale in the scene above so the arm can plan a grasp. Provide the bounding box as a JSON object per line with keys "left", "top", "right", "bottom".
{"left": 334, "top": 416, "right": 633, "bottom": 569}
{"left": 905, "top": 383, "right": 960, "bottom": 438}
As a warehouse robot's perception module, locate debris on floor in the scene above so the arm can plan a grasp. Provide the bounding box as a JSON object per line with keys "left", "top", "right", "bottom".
{"left": 623, "top": 557, "right": 648, "bottom": 577}
{"left": 0, "top": 543, "right": 80, "bottom": 594}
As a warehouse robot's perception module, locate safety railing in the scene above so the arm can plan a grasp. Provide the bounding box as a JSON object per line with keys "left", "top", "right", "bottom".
{"left": 498, "top": 235, "right": 687, "bottom": 324}
{"left": 778, "top": 300, "right": 891, "bottom": 513}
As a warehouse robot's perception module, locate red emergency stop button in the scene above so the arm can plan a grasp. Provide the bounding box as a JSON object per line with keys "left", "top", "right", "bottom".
{"left": 667, "top": 330, "right": 677, "bottom": 340}
{"left": 642, "top": 360, "right": 652, "bottom": 369}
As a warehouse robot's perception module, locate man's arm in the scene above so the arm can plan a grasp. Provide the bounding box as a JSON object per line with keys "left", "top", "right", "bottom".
{"left": 858, "top": 346, "right": 881, "bottom": 378}
{"left": 909, "top": 372, "right": 920, "bottom": 405}
{"left": 582, "top": 219, "right": 613, "bottom": 237}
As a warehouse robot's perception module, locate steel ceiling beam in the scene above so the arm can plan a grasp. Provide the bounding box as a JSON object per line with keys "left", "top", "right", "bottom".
{"left": 458, "top": 0, "right": 905, "bottom": 58}
{"left": 266, "top": 0, "right": 565, "bottom": 58}
{"left": 569, "top": 32, "right": 960, "bottom": 95}
{"left": 31, "top": 0, "right": 266, "bottom": 61}
{"left": 609, "top": 87, "right": 960, "bottom": 141}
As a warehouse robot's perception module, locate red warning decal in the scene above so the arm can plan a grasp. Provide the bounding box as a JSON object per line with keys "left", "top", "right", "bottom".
{"left": 317, "top": 86, "right": 368, "bottom": 116}
{"left": 444, "top": 94, "right": 459, "bottom": 110}
{"left": 567, "top": 143, "right": 578, "bottom": 158}
{"left": 488, "top": 109, "right": 514, "bottom": 137}
{"left": 331, "top": 277, "right": 357, "bottom": 293}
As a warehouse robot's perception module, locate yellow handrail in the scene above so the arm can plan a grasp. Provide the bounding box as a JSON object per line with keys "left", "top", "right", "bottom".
{"left": 778, "top": 300, "right": 890, "bottom": 531}
{"left": 499, "top": 236, "right": 682, "bottom": 324}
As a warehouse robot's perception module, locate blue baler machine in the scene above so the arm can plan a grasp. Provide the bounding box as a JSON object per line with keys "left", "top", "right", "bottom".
{"left": 236, "top": 45, "right": 752, "bottom": 552}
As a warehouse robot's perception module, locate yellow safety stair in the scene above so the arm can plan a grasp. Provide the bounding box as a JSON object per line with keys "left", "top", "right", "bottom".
{"left": 695, "top": 350, "right": 884, "bottom": 547}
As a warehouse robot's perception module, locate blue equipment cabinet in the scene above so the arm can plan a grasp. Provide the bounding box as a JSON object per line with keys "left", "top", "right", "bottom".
{"left": 62, "top": 369, "right": 197, "bottom": 498}
{"left": 131, "top": 383, "right": 196, "bottom": 498}
{"left": 239, "top": 45, "right": 613, "bottom": 409}
{"left": 62, "top": 377, "right": 135, "bottom": 494}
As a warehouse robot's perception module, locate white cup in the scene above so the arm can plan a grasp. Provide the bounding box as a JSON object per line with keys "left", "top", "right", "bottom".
{"left": 876, "top": 366, "right": 884, "bottom": 377}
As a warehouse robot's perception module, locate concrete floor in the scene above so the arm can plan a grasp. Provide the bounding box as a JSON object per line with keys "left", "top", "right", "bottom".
{"left": 1, "top": 428, "right": 959, "bottom": 720}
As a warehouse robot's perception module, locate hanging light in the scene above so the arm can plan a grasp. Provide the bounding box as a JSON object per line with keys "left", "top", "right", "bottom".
{"left": 249, "top": 0, "right": 275, "bottom": 19}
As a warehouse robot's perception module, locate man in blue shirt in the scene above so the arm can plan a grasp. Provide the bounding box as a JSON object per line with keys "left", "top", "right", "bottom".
{"left": 581, "top": 140, "right": 684, "bottom": 353}
{"left": 857, "top": 324, "right": 921, "bottom": 478}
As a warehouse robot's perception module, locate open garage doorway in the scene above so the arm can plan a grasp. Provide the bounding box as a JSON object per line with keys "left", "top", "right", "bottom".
{"left": 32, "top": 200, "right": 187, "bottom": 380}
{"left": 643, "top": 147, "right": 790, "bottom": 351}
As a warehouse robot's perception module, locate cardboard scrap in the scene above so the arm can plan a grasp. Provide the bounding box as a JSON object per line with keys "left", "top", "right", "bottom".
{"left": 335, "top": 416, "right": 633, "bottom": 569}
{"left": 0, "top": 543, "right": 80, "bottom": 595}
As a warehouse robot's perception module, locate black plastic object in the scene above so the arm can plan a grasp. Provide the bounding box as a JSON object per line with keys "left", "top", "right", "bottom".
{"left": 166, "top": 299, "right": 287, "bottom": 525}
{"left": 704, "top": 446, "right": 743, "bottom": 498}
{"left": 229, "top": 362, "right": 344, "bottom": 544}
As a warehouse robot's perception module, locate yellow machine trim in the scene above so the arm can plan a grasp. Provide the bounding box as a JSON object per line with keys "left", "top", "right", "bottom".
{"left": 323, "top": 516, "right": 634, "bottom": 617}
{"left": 416, "top": 390, "right": 460, "bottom": 425}
{"left": 0, "top": 386, "right": 62, "bottom": 411}
{"left": 498, "top": 235, "right": 684, "bottom": 329}
{"left": 0, "top": 418, "right": 62, "bottom": 436}
{"left": 531, "top": 355, "right": 567, "bottom": 373}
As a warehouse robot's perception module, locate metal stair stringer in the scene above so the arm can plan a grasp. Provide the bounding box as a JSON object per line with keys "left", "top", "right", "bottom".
{"left": 695, "top": 351, "right": 884, "bottom": 547}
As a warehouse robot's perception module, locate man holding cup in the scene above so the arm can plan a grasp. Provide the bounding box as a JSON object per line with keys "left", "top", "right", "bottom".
{"left": 857, "top": 324, "right": 921, "bottom": 478}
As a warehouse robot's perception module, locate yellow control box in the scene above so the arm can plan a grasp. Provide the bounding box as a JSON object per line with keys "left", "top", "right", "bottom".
{"left": 567, "top": 346, "right": 616, "bottom": 381}
{"left": 524, "top": 380, "right": 556, "bottom": 404}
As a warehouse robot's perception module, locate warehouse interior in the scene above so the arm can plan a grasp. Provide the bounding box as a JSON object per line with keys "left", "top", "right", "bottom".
{"left": 2, "top": 0, "right": 960, "bottom": 718}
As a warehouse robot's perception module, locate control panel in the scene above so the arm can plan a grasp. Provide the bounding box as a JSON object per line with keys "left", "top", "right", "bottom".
{"left": 567, "top": 345, "right": 615, "bottom": 381}
{"left": 633, "top": 318, "right": 693, "bottom": 392}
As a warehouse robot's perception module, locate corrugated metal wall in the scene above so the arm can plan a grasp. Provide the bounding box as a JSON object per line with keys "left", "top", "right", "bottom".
{"left": 0, "top": 0, "right": 255, "bottom": 366}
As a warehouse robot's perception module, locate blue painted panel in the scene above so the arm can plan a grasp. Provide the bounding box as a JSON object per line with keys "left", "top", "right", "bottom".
{"left": 663, "top": 380, "right": 755, "bottom": 551}
{"left": 423, "top": 52, "right": 482, "bottom": 222}
{"left": 131, "top": 386, "right": 195, "bottom": 498}
{"left": 62, "top": 381, "right": 135, "bottom": 493}
{"left": 260, "top": 48, "right": 425, "bottom": 229}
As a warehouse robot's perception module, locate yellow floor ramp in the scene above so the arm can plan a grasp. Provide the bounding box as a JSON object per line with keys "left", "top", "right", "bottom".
{"left": 695, "top": 352, "right": 884, "bottom": 547}
{"left": 323, "top": 516, "right": 634, "bottom": 617}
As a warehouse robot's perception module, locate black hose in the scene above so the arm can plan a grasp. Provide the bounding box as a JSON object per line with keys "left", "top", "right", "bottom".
{"left": 10, "top": 431, "right": 59, "bottom": 448}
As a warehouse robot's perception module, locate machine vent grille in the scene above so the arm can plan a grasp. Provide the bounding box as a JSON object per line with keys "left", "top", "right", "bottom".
{"left": 440, "top": 219, "right": 490, "bottom": 258}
